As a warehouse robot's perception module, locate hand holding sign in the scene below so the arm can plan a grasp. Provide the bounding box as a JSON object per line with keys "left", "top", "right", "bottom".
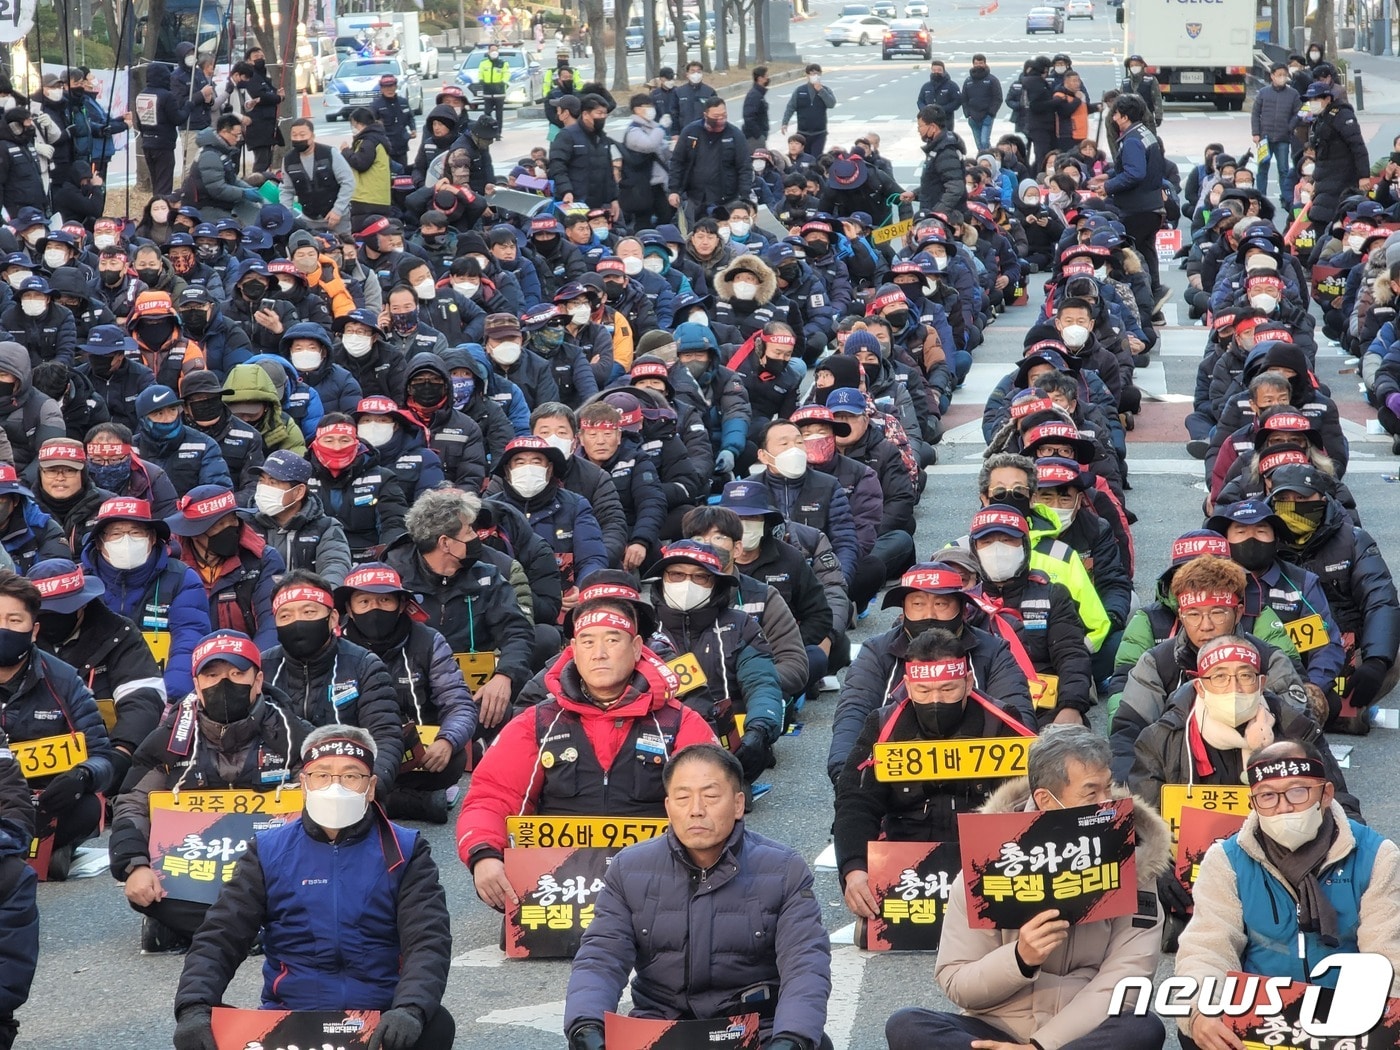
{"left": 1015, "top": 909, "right": 1069, "bottom": 967}
{"left": 125, "top": 865, "right": 165, "bottom": 907}
{"left": 471, "top": 856, "right": 518, "bottom": 911}
{"left": 843, "top": 869, "right": 879, "bottom": 920}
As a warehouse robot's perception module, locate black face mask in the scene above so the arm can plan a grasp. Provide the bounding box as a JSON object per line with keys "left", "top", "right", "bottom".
{"left": 187, "top": 396, "right": 223, "bottom": 425}
{"left": 407, "top": 380, "right": 448, "bottom": 408}
{"left": 1230, "top": 538, "right": 1278, "bottom": 573}
{"left": 202, "top": 678, "right": 254, "bottom": 724}
{"left": 912, "top": 697, "right": 966, "bottom": 737}
{"left": 993, "top": 491, "right": 1034, "bottom": 518}
{"left": 778, "top": 264, "right": 800, "bottom": 283}
{"left": 205, "top": 526, "right": 241, "bottom": 559}
{"left": 0, "top": 627, "right": 31, "bottom": 667}
{"left": 463, "top": 537, "right": 484, "bottom": 564}
{"left": 87, "top": 354, "right": 118, "bottom": 378}
{"left": 903, "top": 616, "right": 938, "bottom": 639}
{"left": 180, "top": 309, "right": 210, "bottom": 336}
{"left": 37, "top": 610, "right": 79, "bottom": 644}
{"left": 100, "top": 269, "right": 124, "bottom": 287}
{"left": 136, "top": 267, "right": 163, "bottom": 286}
{"left": 292, "top": 140, "right": 312, "bottom": 153}
{"left": 277, "top": 616, "right": 332, "bottom": 661}
{"left": 137, "top": 318, "right": 176, "bottom": 348}
{"left": 885, "top": 309, "right": 910, "bottom": 329}
{"left": 350, "top": 607, "right": 402, "bottom": 643}
{"left": 241, "top": 280, "right": 269, "bottom": 300}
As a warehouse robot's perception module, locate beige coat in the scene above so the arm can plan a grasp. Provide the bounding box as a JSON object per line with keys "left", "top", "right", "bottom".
{"left": 1174, "top": 800, "right": 1400, "bottom": 1037}
{"left": 934, "top": 779, "right": 1171, "bottom": 1050}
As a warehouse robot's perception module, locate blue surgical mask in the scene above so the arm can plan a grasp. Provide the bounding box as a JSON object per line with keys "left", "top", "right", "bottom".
{"left": 142, "top": 417, "right": 183, "bottom": 443}
{"left": 90, "top": 460, "right": 131, "bottom": 491}
{"left": 451, "top": 375, "right": 475, "bottom": 409}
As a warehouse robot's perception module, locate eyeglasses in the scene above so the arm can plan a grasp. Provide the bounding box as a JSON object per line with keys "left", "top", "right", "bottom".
{"left": 303, "top": 771, "right": 371, "bottom": 790}
{"left": 1251, "top": 783, "right": 1320, "bottom": 812}
{"left": 1180, "top": 607, "right": 1236, "bottom": 624}
{"left": 988, "top": 487, "right": 1030, "bottom": 501}
{"left": 663, "top": 568, "right": 714, "bottom": 585}
{"left": 1201, "top": 670, "right": 1260, "bottom": 688}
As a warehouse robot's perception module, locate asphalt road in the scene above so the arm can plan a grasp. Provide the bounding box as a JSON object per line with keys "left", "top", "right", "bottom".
{"left": 23, "top": 6, "right": 1400, "bottom": 1049}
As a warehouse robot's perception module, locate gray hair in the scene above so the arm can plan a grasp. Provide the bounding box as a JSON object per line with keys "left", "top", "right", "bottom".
{"left": 406, "top": 488, "right": 482, "bottom": 551}
{"left": 1027, "top": 726, "right": 1112, "bottom": 795}
{"left": 301, "top": 723, "right": 377, "bottom": 761}
{"left": 978, "top": 452, "right": 1037, "bottom": 497}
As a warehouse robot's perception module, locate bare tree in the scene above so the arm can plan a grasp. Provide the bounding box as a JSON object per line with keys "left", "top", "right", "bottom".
{"left": 697, "top": 0, "right": 711, "bottom": 69}
{"left": 612, "top": 0, "right": 631, "bottom": 90}
{"left": 668, "top": 0, "right": 689, "bottom": 69}
{"left": 727, "top": 0, "right": 755, "bottom": 68}
{"left": 1309, "top": 0, "right": 1338, "bottom": 65}
{"left": 584, "top": 0, "right": 609, "bottom": 82}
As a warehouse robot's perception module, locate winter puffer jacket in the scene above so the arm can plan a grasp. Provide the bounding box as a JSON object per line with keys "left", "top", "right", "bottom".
{"left": 0, "top": 648, "right": 116, "bottom": 795}
{"left": 85, "top": 535, "right": 212, "bottom": 700}
{"left": 827, "top": 622, "right": 1033, "bottom": 782}
{"left": 0, "top": 342, "right": 65, "bottom": 471}
{"left": 261, "top": 637, "right": 404, "bottom": 790}
{"left": 457, "top": 647, "right": 716, "bottom": 862}
{"left": 222, "top": 362, "right": 308, "bottom": 456}
{"left": 564, "top": 821, "right": 830, "bottom": 1048}
{"left": 933, "top": 780, "right": 1169, "bottom": 1050}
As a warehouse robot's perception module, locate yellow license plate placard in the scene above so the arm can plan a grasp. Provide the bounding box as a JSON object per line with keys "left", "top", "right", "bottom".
{"left": 665, "top": 652, "right": 708, "bottom": 695}
{"left": 1158, "top": 783, "right": 1252, "bottom": 845}
{"left": 506, "top": 815, "right": 668, "bottom": 849}
{"left": 142, "top": 630, "right": 171, "bottom": 668}
{"left": 12, "top": 734, "right": 87, "bottom": 778}
{"left": 1284, "top": 614, "right": 1329, "bottom": 653}
{"left": 455, "top": 651, "right": 498, "bottom": 690}
{"left": 148, "top": 788, "right": 304, "bottom": 817}
{"left": 873, "top": 738, "right": 1030, "bottom": 782}
{"left": 1029, "top": 674, "right": 1060, "bottom": 710}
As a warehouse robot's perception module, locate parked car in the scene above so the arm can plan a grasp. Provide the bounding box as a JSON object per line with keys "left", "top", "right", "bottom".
{"left": 1026, "top": 5, "right": 1065, "bottom": 32}
{"left": 1066, "top": 0, "right": 1094, "bottom": 16}
{"left": 417, "top": 34, "right": 440, "bottom": 77}
{"left": 323, "top": 56, "right": 424, "bottom": 119}
{"left": 881, "top": 18, "right": 932, "bottom": 59}
{"left": 454, "top": 45, "right": 544, "bottom": 108}
{"left": 904, "top": 0, "right": 929, "bottom": 13}
{"left": 825, "top": 14, "right": 890, "bottom": 45}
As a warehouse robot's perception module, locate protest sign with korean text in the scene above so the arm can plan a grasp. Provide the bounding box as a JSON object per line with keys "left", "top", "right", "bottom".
{"left": 957, "top": 800, "right": 1137, "bottom": 928}
{"left": 603, "top": 1011, "right": 762, "bottom": 1050}
{"left": 149, "top": 794, "right": 301, "bottom": 904}
{"left": 211, "top": 1007, "right": 379, "bottom": 1049}
{"left": 858, "top": 840, "right": 960, "bottom": 951}
{"left": 504, "top": 846, "right": 612, "bottom": 958}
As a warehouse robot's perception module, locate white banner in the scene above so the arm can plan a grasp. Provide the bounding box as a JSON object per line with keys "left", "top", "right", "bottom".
{"left": 0, "top": 0, "right": 38, "bottom": 46}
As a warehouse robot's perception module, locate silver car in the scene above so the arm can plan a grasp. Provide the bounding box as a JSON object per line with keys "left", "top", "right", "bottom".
{"left": 825, "top": 14, "right": 890, "bottom": 45}
{"left": 323, "top": 57, "right": 424, "bottom": 120}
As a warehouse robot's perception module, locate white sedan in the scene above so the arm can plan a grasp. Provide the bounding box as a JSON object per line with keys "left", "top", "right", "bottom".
{"left": 825, "top": 14, "right": 890, "bottom": 45}
{"left": 1066, "top": 0, "right": 1094, "bottom": 17}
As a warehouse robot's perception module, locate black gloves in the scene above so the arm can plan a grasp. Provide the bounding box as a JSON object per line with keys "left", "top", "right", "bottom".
{"left": 1157, "top": 870, "right": 1194, "bottom": 917}
{"left": 36, "top": 765, "right": 93, "bottom": 818}
{"left": 367, "top": 1007, "right": 424, "bottom": 1050}
{"left": 765, "top": 1038, "right": 811, "bottom": 1050}
{"left": 1348, "top": 657, "right": 1391, "bottom": 710}
{"left": 735, "top": 729, "right": 772, "bottom": 783}
{"left": 172, "top": 1006, "right": 216, "bottom": 1050}
{"left": 568, "top": 1022, "right": 606, "bottom": 1050}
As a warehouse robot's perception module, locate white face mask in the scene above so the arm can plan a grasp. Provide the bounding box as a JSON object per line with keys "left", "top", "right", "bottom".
{"left": 253, "top": 484, "right": 290, "bottom": 516}
{"left": 1198, "top": 686, "right": 1262, "bottom": 727}
{"left": 1024, "top": 194, "right": 1041, "bottom": 206}
{"left": 541, "top": 434, "right": 574, "bottom": 456}
{"left": 643, "top": 256, "right": 665, "bottom": 274}
{"left": 103, "top": 534, "right": 152, "bottom": 570}
{"left": 1060, "top": 322, "right": 1090, "bottom": 349}
{"left": 277, "top": 279, "right": 296, "bottom": 294}
{"left": 770, "top": 446, "right": 807, "bottom": 479}
{"left": 94, "top": 233, "right": 116, "bottom": 250}
{"left": 149, "top": 208, "right": 170, "bottom": 225}
{"left": 1258, "top": 802, "right": 1325, "bottom": 850}
{"left": 1093, "top": 265, "right": 1108, "bottom": 281}
{"left": 357, "top": 421, "right": 395, "bottom": 447}
{"left": 1308, "top": 99, "right": 1326, "bottom": 114}
{"left": 808, "top": 74, "right": 821, "bottom": 85}
{"left": 978, "top": 541, "right": 1025, "bottom": 582}
{"left": 413, "top": 278, "right": 437, "bottom": 300}
{"left": 718, "top": 227, "right": 732, "bottom": 243}
{"left": 452, "top": 280, "right": 479, "bottom": 300}
{"left": 342, "top": 332, "right": 374, "bottom": 358}
{"left": 622, "top": 256, "right": 643, "bottom": 276}
{"left": 733, "top": 281, "right": 758, "bottom": 302}
{"left": 43, "top": 249, "right": 68, "bottom": 270}
{"left": 184, "top": 54, "right": 196, "bottom": 67}
{"left": 752, "top": 159, "right": 766, "bottom": 174}
{"left": 490, "top": 340, "right": 523, "bottom": 366}
{"left": 1129, "top": 65, "right": 1144, "bottom": 76}
{"left": 663, "top": 578, "right": 711, "bottom": 611}
{"left": 22, "top": 229, "right": 43, "bottom": 247}
{"left": 289, "top": 348, "right": 322, "bottom": 373}
{"left": 509, "top": 463, "right": 550, "bottom": 498}
{"left": 1302, "top": 162, "right": 1316, "bottom": 177}
{"left": 6, "top": 273, "right": 27, "bottom": 290}
{"left": 740, "top": 519, "right": 766, "bottom": 550}
{"left": 1348, "top": 234, "right": 1367, "bottom": 253}
{"left": 569, "top": 305, "right": 592, "bottom": 326}
{"left": 688, "top": 71, "right": 703, "bottom": 84}
{"left": 687, "top": 310, "right": 708, "bottom": 325}
{"left": 1249, "top": 292, "right": 1279, "bottom": 313}
{"left": 1047, "top": 505, "right": 1076, "bottom": 530}
{"left": 20, "top": 299, "right": 45, "bottom": 318}
{"left": 304, "top": 782, "right": 369, "bottom": 830}
{"left": 661, "top": 78, "right": 674, "bottom": 89}
{"left": 44, "top": 88, "right": 63, "bottom": 102}
{"left": 730, "top": 220, "right": 751, "bottom": 238}
{"left": 640, "top": 106, "right": 656, "bottom": 121}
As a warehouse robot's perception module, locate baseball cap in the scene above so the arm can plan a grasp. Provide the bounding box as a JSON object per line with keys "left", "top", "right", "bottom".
{"left": 135, "top": 385, "right": 184, "bottom": 417}
{"left": 826, "top": 388, "right": 867, "bottom": 415}
{"left": 969, "top": 505, "right": 1030, "bottom": 540}
{"left": 253, "top": 449, "right": 314, "bottom": 485}
{"left": 881, "top": 563, "right": 966, "bottom": 609}
{"left": 165, "top": 486, "right": 239, "bottom": 537}
{"left": 191, "top": 630, "right": 261, "bottom": 673}
{"left": 29, "top": 559, "right": 104, "bottom": 613}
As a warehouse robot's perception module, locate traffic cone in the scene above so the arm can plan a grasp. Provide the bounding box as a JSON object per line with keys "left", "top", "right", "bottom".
{"left": 301, "top": 91, "right": 312, "bottom": 119}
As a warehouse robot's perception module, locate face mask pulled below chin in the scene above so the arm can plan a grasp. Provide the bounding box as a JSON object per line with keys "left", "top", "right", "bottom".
{"left": 1258, "top": 803, "right": 1325, "bottom": 850}
{"left": 663, "top": 579, "right": 711, "bottom": 612}
{"left": 304, "top": 782, "right": 370, "bottom": 830}
{"left": 978, "top": 542, "right": 1025, "bottom": 582}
